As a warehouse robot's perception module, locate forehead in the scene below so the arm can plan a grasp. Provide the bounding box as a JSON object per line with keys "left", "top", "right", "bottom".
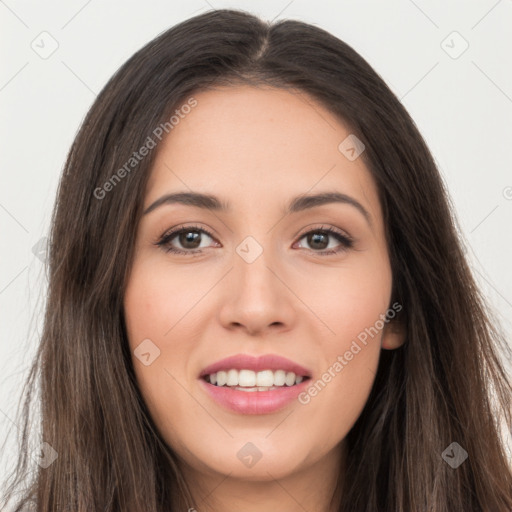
{"left": 145, "top": 85, "right": 382, "bottom": 224}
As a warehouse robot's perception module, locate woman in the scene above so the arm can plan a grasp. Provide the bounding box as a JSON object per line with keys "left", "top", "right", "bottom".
{"left": 2, "top": 8, "right": 511, "bottom": 512}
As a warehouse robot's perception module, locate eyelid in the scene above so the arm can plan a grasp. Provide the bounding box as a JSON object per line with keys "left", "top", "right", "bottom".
{"left": 295, "top": 224, "right": 353, "bottom": 242}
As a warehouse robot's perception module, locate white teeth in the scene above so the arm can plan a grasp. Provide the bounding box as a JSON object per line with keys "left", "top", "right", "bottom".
{"left": 273, "top": 370, "right": 286, "bottom": 386}
{"left": 234, "top": 386, "right": 278, "bottom": 392}
{"left": 238, "top": 369, "right": 256, "bottom": 387}
{"left": 206, "top": 369, "right": 307, "bottom": 388}
{"left": 216, "top": 370, "right": 227, "bottom": 386}
{"left": 226, "top": 369, "right": 238, "bottom": 386}
{"left": 256, "top": 370, "right": 274, "bottom": 387}
{"left": 285, "top": 371, "right": 296, "bottom": 386}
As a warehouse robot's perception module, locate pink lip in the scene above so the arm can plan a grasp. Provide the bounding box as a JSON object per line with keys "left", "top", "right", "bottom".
{"left": 199, "top": 353, "right": 311, "bottom": 378}
{"left": 199, "top": 377, "right": 311, "bottom": 415}
{"left": 198, "top": 353, "right": 312, "bottom": 415}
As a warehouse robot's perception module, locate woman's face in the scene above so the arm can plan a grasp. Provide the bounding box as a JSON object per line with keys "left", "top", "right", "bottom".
{"left": 124, "top": 85, "right": 400, "bottom": 486}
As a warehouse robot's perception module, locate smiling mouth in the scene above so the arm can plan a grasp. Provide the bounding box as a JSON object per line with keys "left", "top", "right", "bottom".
{"left": 202, "top": 369, "right": 311, "bottom": 391}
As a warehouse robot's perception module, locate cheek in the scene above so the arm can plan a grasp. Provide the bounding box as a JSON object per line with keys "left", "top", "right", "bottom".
{"left": 123, "top": 263, "right": 176, "bottom": 399}
{"left": 124, "top": 258, "right": 206, "bottom": 346}
{"left": 311, "top": 250, "right": 392, "bottom": 342}
{"left": 123, "top": 259, "right": 209, "bottom": 429}
{"left": 299, "top": 256, "right": 391, "bottom": 435}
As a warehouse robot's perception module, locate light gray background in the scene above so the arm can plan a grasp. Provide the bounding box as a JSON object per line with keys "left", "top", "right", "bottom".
{"left": 1, "top": 0, "right": 511, "bottom": 490}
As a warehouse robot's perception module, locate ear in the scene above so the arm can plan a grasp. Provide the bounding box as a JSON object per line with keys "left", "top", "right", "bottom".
{"left": 381, "top": 319, "right": 406, "bottom": 350}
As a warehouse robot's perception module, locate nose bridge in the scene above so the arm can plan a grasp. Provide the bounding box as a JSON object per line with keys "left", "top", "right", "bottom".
{"left": 234, "top": 233, "right": 279, "bottom": 299}
{"left": 218, "top": 232, "right": 294, "bottom": 334}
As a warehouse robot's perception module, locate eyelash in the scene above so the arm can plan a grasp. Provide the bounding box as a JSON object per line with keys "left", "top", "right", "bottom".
{"left": 154, "top": 224, "right": 354, "bottom": 257}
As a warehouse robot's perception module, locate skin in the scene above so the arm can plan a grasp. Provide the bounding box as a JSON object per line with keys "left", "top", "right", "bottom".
{"left": 123, "top": 85, "right": 405, "bottom": 512}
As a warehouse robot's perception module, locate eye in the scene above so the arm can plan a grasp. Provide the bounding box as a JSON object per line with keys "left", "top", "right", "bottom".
{"left": 294, "top": 226, "right": 354, "bottom": 256}
{"left": 155, "top": 225, "right": 218, "bottom": 255}
{"left": 155, "top": 224, "right": 354, "bottom": 256}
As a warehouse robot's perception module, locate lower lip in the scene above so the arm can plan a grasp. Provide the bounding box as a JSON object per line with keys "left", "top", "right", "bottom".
{"left": 199, "top": 377, "right": 310, "bottom": 415}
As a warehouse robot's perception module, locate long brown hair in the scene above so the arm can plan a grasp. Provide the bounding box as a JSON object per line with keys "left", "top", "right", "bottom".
{"left": 2, "top": 8, "right": 511, "bottom": 511}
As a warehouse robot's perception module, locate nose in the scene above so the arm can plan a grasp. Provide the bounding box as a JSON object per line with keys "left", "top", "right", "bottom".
{"left": 218, "top": 243, "right": 296, "bottom": 336}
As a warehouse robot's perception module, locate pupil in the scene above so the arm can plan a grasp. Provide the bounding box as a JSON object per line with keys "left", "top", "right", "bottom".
{"left": 310, "top": 232, "right": 327, "bottom": 249}
{"left": 181, "top": 231, "right": 200, "bottom": 248}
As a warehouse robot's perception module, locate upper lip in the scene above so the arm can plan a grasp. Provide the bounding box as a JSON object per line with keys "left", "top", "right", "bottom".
{"left": 199, "top": 354, "right": 312, "bottom": 378}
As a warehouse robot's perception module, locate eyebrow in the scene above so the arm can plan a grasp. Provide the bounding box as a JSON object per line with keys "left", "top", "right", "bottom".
{"left": 143, "top": 191, "right": 372, "bottom": 226}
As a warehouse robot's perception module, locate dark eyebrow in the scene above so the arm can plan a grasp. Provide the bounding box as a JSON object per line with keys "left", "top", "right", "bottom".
{"left": 288, "top": 192, "right": 372, "bottom": 226}
{"left": 143, "top": 191, "right": 372, "bottom": 226}
{"left": 143, "top": 192, "right": 230, "bottom": 215}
